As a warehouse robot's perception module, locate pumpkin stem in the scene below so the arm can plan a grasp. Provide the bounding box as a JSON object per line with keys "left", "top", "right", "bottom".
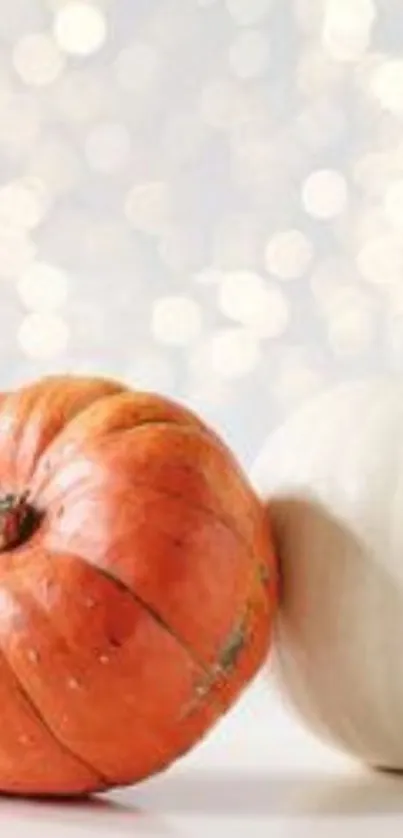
{"left": 0, "top": 493, "right": 39, "bottom": 551}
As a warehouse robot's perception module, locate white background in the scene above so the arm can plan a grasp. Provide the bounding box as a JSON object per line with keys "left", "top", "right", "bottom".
{"left": 0, "top": 0, "right": 401, "bottom": 464}
{"left": 0, "top": 0, "right": 402, "bottom": 834}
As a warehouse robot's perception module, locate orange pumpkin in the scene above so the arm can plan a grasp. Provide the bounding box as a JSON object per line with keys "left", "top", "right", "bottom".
{"left": 0, "top": 375, "right": 277, "bottom": 796}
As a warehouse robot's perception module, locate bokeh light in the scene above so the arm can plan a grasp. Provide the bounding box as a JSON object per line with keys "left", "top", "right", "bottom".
{"left": 353, "top": 151, "right": 394, "bottom": 196}
{"left": 357, "top": 233, "right": 403, "bottom": 285}
{"left": 18, "top": 312, "right": 69, "bottom": 358}
{"left": 13, "top": 33, "right": 65, "bottom": 86}
{"left": 218, "top": 271, "right": 289, "bottom": 338}
{"left": 371, "top": 60, "right": 403, "bottom": 115}
{"left": 151, "top": 296, "right": 202, "bottom": 346}
{"left": 302, "top": 169, "right": 348, "bottom": 219}
{"left": 210, "top": 328, "right": 260, "bottom": 379}
{"left": 125, "top": 181, "right": 171, "bottom": 234}
{"left": 54, "top": 2, "right": 107, "bottom": 56}
{"left": 265, "top": 230, "right": 313, "bottom": 279}
{"left": 0, "top": 178, "right": 50, "bottom": 230}
{"left": 17, "top": 262, "right": 68, "bottom": 311}
{"left": 322, "top": 0, "right": 375, "bottom": 62}
{"left": 296, "top": 46, "right": 345, "bottom": 96}
{"left": 310, "top": 259, "right": 359, "bottom": 310}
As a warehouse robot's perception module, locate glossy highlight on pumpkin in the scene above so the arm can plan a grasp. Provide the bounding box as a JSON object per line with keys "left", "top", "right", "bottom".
{"left": 0, "top": 375, "right": 277, "bottom": 796}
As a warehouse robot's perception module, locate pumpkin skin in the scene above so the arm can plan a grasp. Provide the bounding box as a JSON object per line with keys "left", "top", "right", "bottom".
{"left": 252, "top": 378, "right": 403, "bottom": 771}
{"left": 0, "top": 375, "right": 276, "bottom": 796}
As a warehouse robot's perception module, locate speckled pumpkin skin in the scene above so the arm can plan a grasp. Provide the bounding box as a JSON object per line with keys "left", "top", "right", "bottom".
{"left": 0, "top": 376, "right": 277, "bottom": 796}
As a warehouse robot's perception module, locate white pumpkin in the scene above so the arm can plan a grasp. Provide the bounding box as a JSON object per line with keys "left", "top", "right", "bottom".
{"left": 252, "top": 378, "right": 403, "bottom": 769}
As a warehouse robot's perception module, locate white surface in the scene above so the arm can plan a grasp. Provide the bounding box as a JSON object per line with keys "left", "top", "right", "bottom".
{"left": 3, "top": 677, "right": 403, "bottom": 837}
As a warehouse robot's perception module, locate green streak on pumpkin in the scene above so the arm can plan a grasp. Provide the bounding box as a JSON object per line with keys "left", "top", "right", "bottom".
{"left": 218, "top": 622, "right": 246, "bottom": 672}
{"left": 259, "top": 562, "right": 270, "bottom": 584}
{"left": 182, "top": 618, "right": 248, "bottom": 719}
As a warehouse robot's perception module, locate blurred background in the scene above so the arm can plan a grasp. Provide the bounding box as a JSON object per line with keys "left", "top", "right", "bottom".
{"left": 0, "top": 0, "right": 399, "bottom": 463}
